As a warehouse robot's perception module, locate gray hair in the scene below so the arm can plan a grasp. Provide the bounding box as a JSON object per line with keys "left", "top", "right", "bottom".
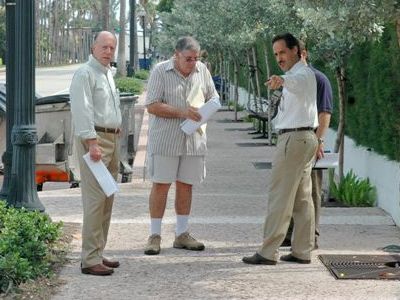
{"left": 175, "top": 36, "right": 200, "bottom": 52}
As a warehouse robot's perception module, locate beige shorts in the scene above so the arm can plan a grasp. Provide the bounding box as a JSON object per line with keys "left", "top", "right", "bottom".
{"left": 148, "top": 154, "right": 206, "bottom": 185}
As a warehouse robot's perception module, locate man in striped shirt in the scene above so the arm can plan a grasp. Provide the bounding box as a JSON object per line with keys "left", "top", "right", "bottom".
{"left": 144, "top": 36, "right": 218, "bottom": 255}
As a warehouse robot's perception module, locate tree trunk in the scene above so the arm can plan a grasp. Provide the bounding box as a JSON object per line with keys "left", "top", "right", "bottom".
{"left": 219, "top": 52, "right": 224, "bottom": 105}
{"left": 396, "top": 18, "right": 400, "bottom": 49}
{"left": 251, "top": 46, "right": 262, "bottom": 110}
{"left": 102, "top": 0, "right": 110, "bottom": 30}
{"left": 334, "top": 66, "right": 346, "bottom": 180}
{"left": 117, "top": 0, "right": 127, "bottom": 77}
{"left": 233, "top": 57, "right": 239, "bottom": 121}
{"left": 263, "top": 43, "right": 273, "bottom": 145}
{"left": 247, "top": 50, "right": 257, "bottom": 112}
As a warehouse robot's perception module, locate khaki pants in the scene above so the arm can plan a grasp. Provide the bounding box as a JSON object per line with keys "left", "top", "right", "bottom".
{"left": 75, "top": 132, "right": 120, "bottom": 268}
{"left": 258, "top": 130, "right": 317, "bottom": 261}
{"left": 285, "top": 168, "right": 323, "bottom": 240}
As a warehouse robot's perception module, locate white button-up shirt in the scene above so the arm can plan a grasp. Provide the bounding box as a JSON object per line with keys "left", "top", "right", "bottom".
{"left": 70, "top": 55, "right": 122, "bottom": 139}
{"left": 275, "top": 61, "right": 318, "bottom": 130}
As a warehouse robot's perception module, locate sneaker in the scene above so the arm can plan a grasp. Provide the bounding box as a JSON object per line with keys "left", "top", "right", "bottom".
{"left": 144, "top": 234, "right": 161, "bottom": 255}
{"left": 173, "top": 232, "right": 205, "bottom": 251}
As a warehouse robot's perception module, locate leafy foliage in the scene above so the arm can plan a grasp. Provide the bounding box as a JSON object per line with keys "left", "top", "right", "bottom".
{"left": 134, "top": 69, "right": 150, "bottom": 80}
{"left": 329, "top": 170, "right": 377, "bottom": 207}
{"left": 115, "top": 77, "right": 144, "bottom": 94}
{"left": 0, "top": 201, "right": 62, "bottom": 294}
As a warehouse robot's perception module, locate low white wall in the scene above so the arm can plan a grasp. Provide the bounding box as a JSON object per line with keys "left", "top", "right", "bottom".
{"left": 233, "top": 83, "right": 400, "bottom": 226}
{"left": 325, "top": 129, "right": 400, "bottom": 226}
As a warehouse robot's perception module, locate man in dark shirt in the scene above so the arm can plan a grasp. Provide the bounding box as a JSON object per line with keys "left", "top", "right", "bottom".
{"left": 282, "top": 41, "right": 333, "bottom": 249}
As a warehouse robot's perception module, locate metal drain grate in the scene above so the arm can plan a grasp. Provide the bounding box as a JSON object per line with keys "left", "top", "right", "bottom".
{"left": 236, "top": 142, "right": 269, "bottom": 147}
{"left": 319, "top": 254, "right": 400, "bottom": 280}
{"left": 252, "top": 162, "right": 272, "bottom": 169}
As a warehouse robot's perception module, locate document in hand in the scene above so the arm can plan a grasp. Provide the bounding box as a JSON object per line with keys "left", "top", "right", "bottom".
{"left": 180, "top": 96, "right": 221, "bottom": 135}
{"left": 313, "top": 152, "right": 339, "bottom": 169}
{"left": 83, "top": 153, "right": 119, "bottom": 197}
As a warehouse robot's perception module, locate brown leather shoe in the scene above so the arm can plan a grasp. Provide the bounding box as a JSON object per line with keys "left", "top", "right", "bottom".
{"left": 102, "top": 258, "right": 120, "bottom": 268}
{"left": 81, "top": 263, "right": 114, "bottom": 276}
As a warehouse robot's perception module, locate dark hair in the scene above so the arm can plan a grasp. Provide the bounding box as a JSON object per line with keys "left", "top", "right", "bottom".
{"left": 272, "top": 33, "right": 301, "bottom": 58}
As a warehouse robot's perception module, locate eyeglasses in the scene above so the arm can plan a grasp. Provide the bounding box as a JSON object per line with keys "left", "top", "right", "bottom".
{"left": 180, "top": 55, "right": 200, "bottom": 62}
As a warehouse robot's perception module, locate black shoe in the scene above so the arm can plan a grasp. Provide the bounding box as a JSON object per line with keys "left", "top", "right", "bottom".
{"left": 242, "top": 253, "right": 277, "bottom": 265}
{"left": 280, "top": 238, "right": 291, "bottom": 247}
{"left": 280, "top": 254, "right": 311, "bottom": 264}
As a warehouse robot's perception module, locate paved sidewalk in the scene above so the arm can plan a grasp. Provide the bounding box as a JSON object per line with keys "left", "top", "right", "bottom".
{"left": 39, "top": 106, "right": 400, "bottom": 300}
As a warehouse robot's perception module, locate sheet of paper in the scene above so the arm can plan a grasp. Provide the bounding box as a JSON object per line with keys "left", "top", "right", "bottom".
{"left": 313, "top": 152, "right": 339, "bottom": 169}
{"left": 180, "top": 96, "right": 221, "bottom": 135}
{"left": 83, "top": 153, "right": 119, "bottom": 197}
{"left": 186, "top": 82, "right": 205, "bottom": 108}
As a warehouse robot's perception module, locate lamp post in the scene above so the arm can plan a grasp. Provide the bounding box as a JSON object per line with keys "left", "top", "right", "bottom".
{"left": 137, "top": 10, "right": 146, "bottom": 69}
{"left": 0, "top": 0, "right": 16, "bottom": 200}
{"left": 7, "top": 0, "right": 44, "bottom": 211}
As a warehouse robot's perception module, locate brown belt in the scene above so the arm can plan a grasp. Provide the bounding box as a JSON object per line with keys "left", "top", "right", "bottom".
{"left": 95, "top": 126, "right": 120, "bottom": 134}
{"left": 278, "top": 127, "right": 314, "bottom": 135}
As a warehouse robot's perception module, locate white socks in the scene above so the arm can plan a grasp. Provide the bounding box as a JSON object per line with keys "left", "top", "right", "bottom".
{"left": 176, "top": 215, "right": 189, "bottom": 236}
{"left": 150, "top": 215, "right": 189, "bottom": 236}
{"left": 150, "top": 218, "right": 162, "bottom": 236}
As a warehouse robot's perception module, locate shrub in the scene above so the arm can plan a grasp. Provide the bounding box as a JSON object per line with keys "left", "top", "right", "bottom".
{"left": 329, "top": 170, "right": 376, "bottom": 207}
{"left": 134, "top": 69, "right": 149, "bottom": 80}
{"left": 0, "top": 201, "right": 62, "bottom": 294}
{"left": 115, "top": 77, "right": 144, "bottom": 95}
{"left": 228, "top": 101, "right": 245, "bottom": 112}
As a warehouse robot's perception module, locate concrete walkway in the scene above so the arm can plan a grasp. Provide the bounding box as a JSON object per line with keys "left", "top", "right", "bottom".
{"left": 39, "top": 98, "right": 400, "bottom": 299}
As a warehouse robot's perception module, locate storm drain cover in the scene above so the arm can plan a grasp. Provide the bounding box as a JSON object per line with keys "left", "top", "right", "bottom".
{"left": 252, "top": 162, "right": 272, "bottom": 169}
{"left": 236, "top": 142, "right": 269, "bottom": 147}
{"left": 319, "top": 254, "right": 400, "bottom": 280}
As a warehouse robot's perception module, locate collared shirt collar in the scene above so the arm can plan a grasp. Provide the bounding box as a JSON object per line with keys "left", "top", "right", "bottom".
{"left": 88, "top": 54, "right": 110, "bottom": 74}
{"left": 285, "top": 60, "right": 305, "bottom": 75}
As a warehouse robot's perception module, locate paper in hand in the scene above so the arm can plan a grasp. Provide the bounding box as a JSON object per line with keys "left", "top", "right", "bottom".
{"left": 180, "top": 96, "right": 221, "bottom": 135}
{"left": 83, "top": 153, "right": 119, "bottom": 197}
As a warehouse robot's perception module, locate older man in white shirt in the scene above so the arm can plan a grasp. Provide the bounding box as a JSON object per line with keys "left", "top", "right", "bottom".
{"left": 70, "top": 31, "right": 121, "bottom": 276}
{"left": 243, "top": 33, "right": 318, "bottom": 265}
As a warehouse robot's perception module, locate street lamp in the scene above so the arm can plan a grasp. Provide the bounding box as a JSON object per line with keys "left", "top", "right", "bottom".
{"left": 137, "top": 10, "right": 146, "bottom": 70}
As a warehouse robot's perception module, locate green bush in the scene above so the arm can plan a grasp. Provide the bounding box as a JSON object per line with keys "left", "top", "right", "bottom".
{"left": 0, "top": 201, "right": 62, "bottom": 294}
{"left": 228, "top": 101, "right": 245, "bottom": 111}
{"left": 134, "top": 69, "right": 150, "bottom": 80}
{"left": 115, "top": 77, "right": 144, "bottom": 95}
{"left": 329, "top": 170, "right": 376, "bottom": 207}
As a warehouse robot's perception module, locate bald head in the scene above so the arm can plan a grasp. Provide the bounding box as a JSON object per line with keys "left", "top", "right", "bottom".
{"left": 92, "top": 31, "right": 117, "bottom": 66}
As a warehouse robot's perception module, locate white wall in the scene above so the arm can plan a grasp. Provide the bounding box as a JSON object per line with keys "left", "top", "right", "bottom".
{"left": 234, "top": 83, "right": 400, "bottom": 226}
{"left": 325, "top": 129, "right": 400, "bottom": 226}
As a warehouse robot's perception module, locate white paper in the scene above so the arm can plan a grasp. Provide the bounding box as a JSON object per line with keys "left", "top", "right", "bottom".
{"left": 180, "top": 96, "right": 221, "bottom": 135}
{"left": 313, "top": 152, "right": 339, "bottom": 169}
{"left": 83, "top": 153, "right": 119, "bottom": 197}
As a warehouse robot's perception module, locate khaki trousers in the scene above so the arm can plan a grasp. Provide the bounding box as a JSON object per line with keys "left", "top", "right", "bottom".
{"left": 75, "top": 132, "right": 120, "bottom": 268}
{"left": 258, "top": 130, "right": 317, "bottom": 261}
{"left": 286, "top": 168, "right": 323, "bottom": 239}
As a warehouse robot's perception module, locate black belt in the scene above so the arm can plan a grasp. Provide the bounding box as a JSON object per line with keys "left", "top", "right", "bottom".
{"left": 278, "top": 127, "right": 314, "bottom": 135}
{"left": 95, "top": 126, "right": 120, "bottom": 134}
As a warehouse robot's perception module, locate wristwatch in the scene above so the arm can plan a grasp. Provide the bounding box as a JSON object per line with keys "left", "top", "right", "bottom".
{"left": 317, "top": 138, "right": 324, "bottom": 145}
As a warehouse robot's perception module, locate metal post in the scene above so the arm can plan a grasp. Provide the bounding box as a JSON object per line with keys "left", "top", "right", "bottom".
{"left": 8, "top": 0, "right": 44, "bottom": 211}
{"left": 128, "top": 0, "right": 136, "bottom": 77}
{"left": 0, "top": 0, "right": 16, "bottom": 200}
{"left": 142, "top": 15, "right": 146, "bottom": 69}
